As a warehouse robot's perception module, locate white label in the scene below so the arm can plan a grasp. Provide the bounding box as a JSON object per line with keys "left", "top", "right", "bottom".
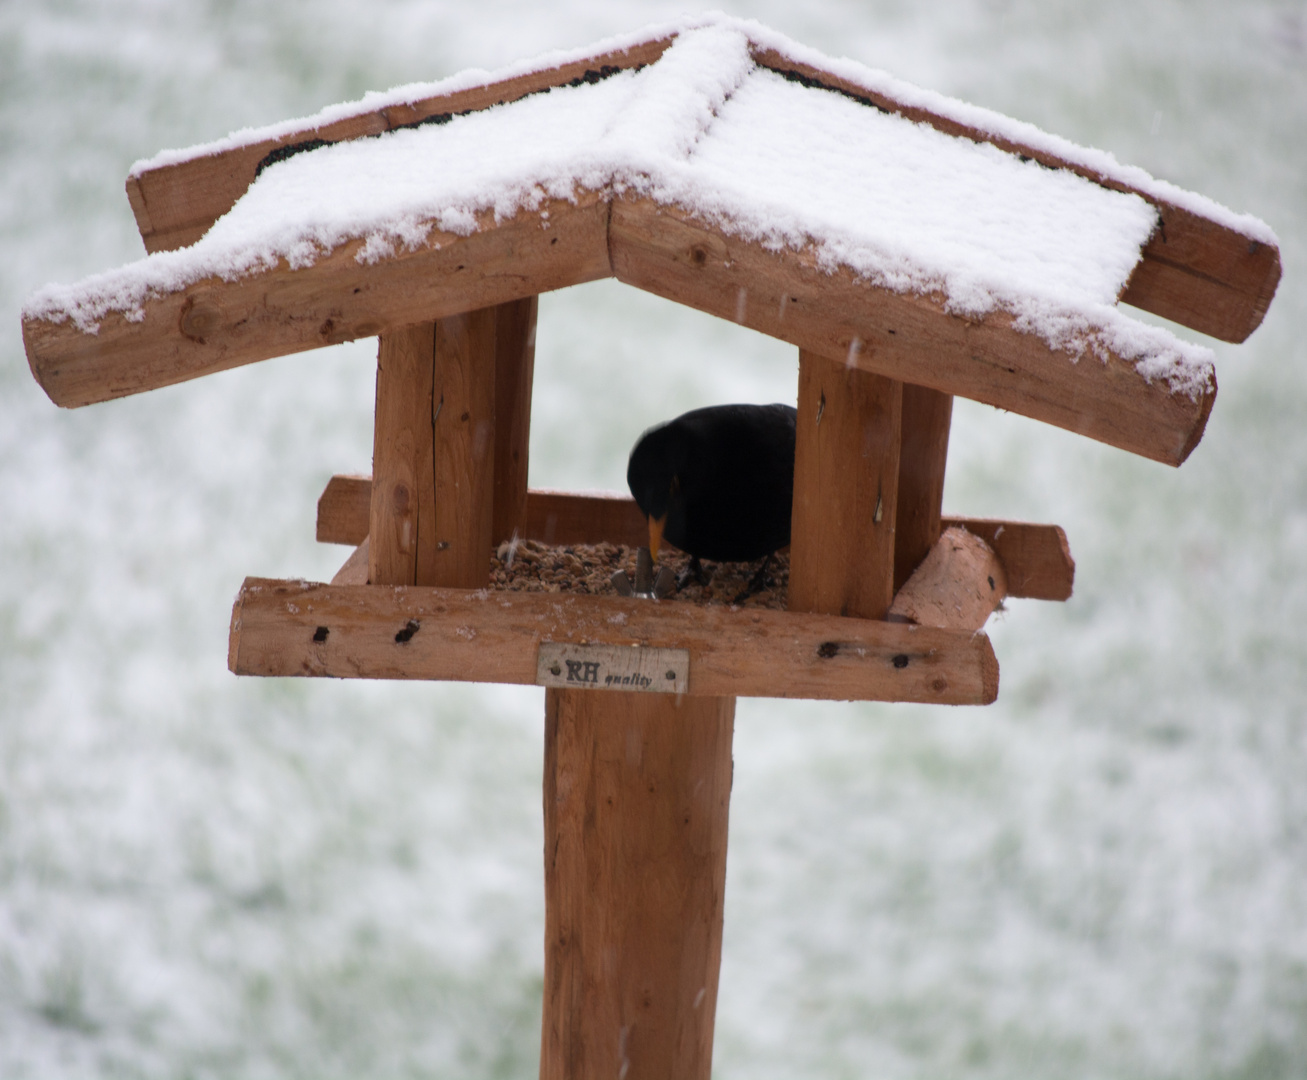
{"left": 536, "top": 642, "right": 690, "bottom": 694}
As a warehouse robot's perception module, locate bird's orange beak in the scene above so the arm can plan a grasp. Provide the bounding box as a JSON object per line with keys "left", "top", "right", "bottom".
{"left": 648, "top": 513, "right": 666, "bottom": 561}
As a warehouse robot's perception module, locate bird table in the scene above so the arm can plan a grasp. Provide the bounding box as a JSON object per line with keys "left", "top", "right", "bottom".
{"left": 20, "top": 17, "right": 1278, "bottom": 1080}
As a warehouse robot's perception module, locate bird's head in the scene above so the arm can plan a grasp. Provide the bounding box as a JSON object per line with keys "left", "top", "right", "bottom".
{"left": 627, "top": 421, "right": 686, "bottom": 561}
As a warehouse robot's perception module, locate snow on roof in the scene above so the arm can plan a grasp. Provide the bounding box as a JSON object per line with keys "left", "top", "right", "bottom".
{"left": 26, "top": 19, "right": 1226, "bottom": 397}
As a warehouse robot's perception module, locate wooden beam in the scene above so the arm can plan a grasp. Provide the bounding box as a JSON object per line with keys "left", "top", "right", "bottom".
{"left": 749, "top": 46, "right": 1280, "bottom": 344}
{"left": 956, "top": 518, "right": 1073, "bottom": 602}
{"left": 609, "top": 196, "right": 1215, "bottom": 467}
{"left": 894, "top": 385, "right": 953, "bottom": 593}
{"left": 369, "top": 324, "right": 437, "bottom": 586}
{"left": 888, "top": 526, "right": 1007, "bottom": 631}
{"left": 331, "top": 539, "right": 369, "bottom": 585}
{"left": 789, "top": 351, "right": 902, "bottom": 620}
{"left": 313, "top": 479, "right": 1074, "bottom": 601}
{"left": 492, "top": 296, "right": 537, "bottom": 545}
{"left": 228, "top": 577, "right": 1000, "bottom": 704}
{"left": 316, "top": 474, "right": 372, "bottom": 544}
{"left": 128, "top": 38, "right": 674, "bottom": 254}
{"left": 541, "top": 688, "right": 732, "bottom": 1080}
{"left": 430, "top": 307, "right": 498, "bottom": 588}
{"left": 23, "top": 193, "right": 612, "bottom": 410}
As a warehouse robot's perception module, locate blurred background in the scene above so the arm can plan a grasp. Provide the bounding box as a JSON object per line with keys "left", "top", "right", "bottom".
{"left": 2, "top": 1, "right": 1304, "bottom": 1076}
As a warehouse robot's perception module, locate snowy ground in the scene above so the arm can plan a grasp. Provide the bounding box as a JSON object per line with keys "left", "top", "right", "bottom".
{"left": 2, "top": 1, "right": 1305, "bottom": 1077}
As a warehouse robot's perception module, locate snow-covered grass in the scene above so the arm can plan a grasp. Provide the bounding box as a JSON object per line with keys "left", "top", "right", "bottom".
{"left": 2, "top": 1, "right": 1304, "bottom": 1077}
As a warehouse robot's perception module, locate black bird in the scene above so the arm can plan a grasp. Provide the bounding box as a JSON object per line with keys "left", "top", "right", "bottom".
{"left": 626, "top": 403, "right": 797, "bottom": 574}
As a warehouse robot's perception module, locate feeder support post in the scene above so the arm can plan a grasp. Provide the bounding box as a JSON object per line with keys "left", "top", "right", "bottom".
{"left": 894, "top": 384, "right": 953, "bottom": 592}
{"left": 789, "top": 349, "right": 903, "bottom": 619}
{"left": 541, "top": 688, "right": 735, "bottom": 1080}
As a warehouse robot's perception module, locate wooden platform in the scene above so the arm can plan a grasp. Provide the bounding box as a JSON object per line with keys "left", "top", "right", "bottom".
{"left": 229, "top": 576, "right": 999, "bottom": 705}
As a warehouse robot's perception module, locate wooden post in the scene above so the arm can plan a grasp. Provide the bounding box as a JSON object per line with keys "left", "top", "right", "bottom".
{"left": 492, "top": 296, "right": 537, "bottom": 545}
{"left": 369, "top": 307, "right": 503, "bottom": 589}
{"left": 894, "top": 384, "right": 953, "bottom": 593}
{"left": 369, "top": 322, "right": 438, "bottom": 586}
{"left": 541, "top": 688, "right": 735, "bottom": 1080}
{"left": 789, "top": 348, "right": 903, "bottom": 619}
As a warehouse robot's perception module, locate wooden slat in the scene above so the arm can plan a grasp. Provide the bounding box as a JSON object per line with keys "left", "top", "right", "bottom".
{"left": 313, "top": 479, "right": 1075, "bottom": 601}
{"left": 541, "top": 688, "right": 732, "bottom": 1080}
{"left": 894, "top": 385, "right": 953, "bottom": 592}
{"left": 429, "top": 307, "right": 498, "bottom": 588}
{"left": 789, "top": 351, "right": 902, "bottom": 620}
{"left": 946, "top": 517, "right": 1074, "bottom": 602}
{"left": 888, "top": 526, "right": 1007, "bottom": 631}
{"left": 316, "top": 474, "right": 372, "bottom": 544}
{"left": 228, "top": 577, "right": 1000, "bottom": 704}
{"left": 129, "top": 37, "right": 674, "bottom": 254}
{"left": 369, "top": 324, "right": 437, "bottom": 586}
{"left": 749, "top": 46, "right": 1280, "bottom": 344}
{"left": 609, "top": 196, "right": 1215, "bottom": 467}
{"left": 491, "top": 296, "right": 537, "bottom": 544}
{"left": 24, "top": 193, "right": 612, "bottom": 409}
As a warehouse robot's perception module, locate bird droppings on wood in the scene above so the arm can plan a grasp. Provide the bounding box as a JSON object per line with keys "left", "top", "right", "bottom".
{"left": 491, "top": 538, "right": 791, "bottom": 609}
{"left": 893, "top": 654, "right": 910, "bottom": 668}
{"left": 312, "top": 626, "right": 329, "bottom": 643}
{"left": 817, "top": 641, "right": 840, "bottom": 658}
{"left": 394, "top": 618, "right": 421, "bottom": 643}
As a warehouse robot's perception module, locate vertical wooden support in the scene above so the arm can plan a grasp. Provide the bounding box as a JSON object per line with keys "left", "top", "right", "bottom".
{"left": 788, "top": 349, "right": 903, "bottom": 619}
{"left": 541, "top": 689, "right": 735, "bottom": 1080}
{"left": 492, "top": 296, "right": 538, "bottom": 545}
{"left": 369, "top": 322, "right": 438, "bottom": 586}
{"left": 430, "top": 307, "right": 498, "bottom": 588}
{"left": 369, "top": 306, "right": 502, "bottom": 588}
{"left": 894, "top": 385, "right": 953, "bottom": 593}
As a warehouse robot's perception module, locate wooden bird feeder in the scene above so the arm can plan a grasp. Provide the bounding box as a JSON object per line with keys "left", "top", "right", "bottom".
{"left": 21, "top": 17, "right": 1279, "bottom": 1079}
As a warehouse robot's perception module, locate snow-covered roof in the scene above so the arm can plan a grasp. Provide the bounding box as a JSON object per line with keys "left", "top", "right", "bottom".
{"left": 21, "top": 15, "right": 1280, "bottom": 466}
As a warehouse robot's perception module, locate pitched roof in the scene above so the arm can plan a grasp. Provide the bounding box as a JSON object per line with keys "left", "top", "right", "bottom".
{"left": 21, "top": 15, "right": 1279, "bottom": 465}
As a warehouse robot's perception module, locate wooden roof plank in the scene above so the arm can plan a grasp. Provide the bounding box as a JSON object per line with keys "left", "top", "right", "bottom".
{"left": 24, "top": 193, "right": 611, "bottom": 409}
{"left": 609, "top": 197, "right": 1214, "bottom": 467}
{"left": 748, "top": 46, "right": 1280, "bottom": 344}
{"left": 128, "top": 37, "right": 673, "bottom": 255}
{"left": 23, "top": 187, "right": 1211, "bottom": 467}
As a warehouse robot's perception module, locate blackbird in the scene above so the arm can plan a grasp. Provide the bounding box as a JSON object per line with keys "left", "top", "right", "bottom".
{"left": 626, "top": 403, "right": 797, "bottom": 566}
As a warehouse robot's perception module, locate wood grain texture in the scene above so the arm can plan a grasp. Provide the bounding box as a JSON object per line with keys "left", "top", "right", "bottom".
{"left": 749, "top": 45, "right": 1280, "bottom": 344}
{"left": 609, "top": 196, "right": 1215, "bottom": 467}
{"left": 331, "top": 539, "right": 369, "bottom": 586}
{"left": 313, "top": 481, "right": 1074, "bottom": 601}
{"left": 894, "top": 384, "right": 953, "bottom": 593}
{"left": 316, "top": 474, "right": 373, "bottom": 544}
{"left": 950, "top": 517, "right": 1074, "bottom": 602}
{"left": 492, "top": 296, "right": 537, "bottom": 545}
{"left": 430, "top": 308, "right": 498, "bottom": 588}
{"left": 541, "top": 688, "right": 733, "bottom": 1080}
{"left": 888, "top": 526, "right": 1007, "bottom": 631}
{"left": 789, "top": 351, "right": 902, "bottom": 620}
{"left": 129, "top": 38, "right": 673, "bottom": 253}
{"left": 228, "top": 577, "right": 1000, "bottom": 704}
{"left": 25, "top": 194, "right": 611, "bottom": 409}
{"left": 369, "top": 324, "right": 437, "bottom": 586}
